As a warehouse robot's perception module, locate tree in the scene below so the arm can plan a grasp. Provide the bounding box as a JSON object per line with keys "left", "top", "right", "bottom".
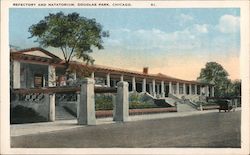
{"left": 28, "top": 12, "right": 109, "bottom": 74}
{"left": 197, "top": 62, "right": 229, "bottom": 97}
{"left": 230, "top": 80, "right": 241, "bottom": 97}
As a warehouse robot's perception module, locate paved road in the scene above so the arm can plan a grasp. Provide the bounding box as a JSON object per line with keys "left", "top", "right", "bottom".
{"left": 11, "top": 111, "right": 241, "bottom": 148}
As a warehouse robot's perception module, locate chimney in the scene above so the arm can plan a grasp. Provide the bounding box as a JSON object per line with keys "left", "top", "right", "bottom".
{"left": 143, "top": 67, "right": 148, "bottom": 74}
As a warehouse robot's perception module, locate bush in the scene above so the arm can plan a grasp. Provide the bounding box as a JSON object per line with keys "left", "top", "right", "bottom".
{"left": 129, "top": 92, "right": 160, "bottom": 109}
{"left": 129, "top": 101, "right": 158, "bottom": 109}
{"left": 10, "top": 105, "right": 47, "bottom": 124}
{"left": 95, "top": 94, "right": 113, "bottom": 110}
{"left": 196, "top": 101, "right": 218, "bottom": 106}
{"left": 95, "top": 93, "right": 163, "bottom": 110}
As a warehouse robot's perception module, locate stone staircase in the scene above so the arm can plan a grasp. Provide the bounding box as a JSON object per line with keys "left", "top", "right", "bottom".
{"left": 176, "top": 102, "right": 198, "bottom": 112}
{"left": 143, "top": 92, "right": 175, "bottom": 107}
{"left": 168, "top": 93, "right": 198, "bottom": 112}
{"left": 55, "top": 106, "right": 76, "bottom": 120}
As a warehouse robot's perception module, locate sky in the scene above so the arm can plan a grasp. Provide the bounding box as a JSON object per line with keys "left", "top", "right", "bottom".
{"left": 9, "top": 8, "right": 240, "bottom": 80}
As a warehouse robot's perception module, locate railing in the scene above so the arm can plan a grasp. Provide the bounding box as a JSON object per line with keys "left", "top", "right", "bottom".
{"left": 12, "top": 86, "right": 117, "bottom": 94}
{"left": 207, "top": 96, "right": 241, "bottom": 100}
{"left": 18, "top": 93, "right": 46, "bottom": 102}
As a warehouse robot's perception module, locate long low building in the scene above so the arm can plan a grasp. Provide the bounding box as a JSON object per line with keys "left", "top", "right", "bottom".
{"left": 10, "top": 47, "right": 214, "bottom": 99}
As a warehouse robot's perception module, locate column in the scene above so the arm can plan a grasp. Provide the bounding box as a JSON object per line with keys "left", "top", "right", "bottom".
{"left": 149, "top": 83, "right": 153, "bottom": 95}
{"left": 112, "top": 80, "right": 116, "bottom": 87}
{"left": 189, "top": 84, "right": 192, "bottom": 95}
{"left": 183, "top": 83, "right": 186, "bottom": 95}
{"left": 142, "top": 78, "right": 146, "bottom": 92}
{"left": 195, "top": 85, "right": 197, "bottom": 95}
{"left": 73, "top": 72, "right": 77, "bottom": 80}
{"left": 120, "top": 75, "right": 124, "bottom": 81}
{"left": 152, "top": 79, "right": 156, "bottom": 97}
{"left": 78, "top": 78, "right": 96, "bottom": 125}
{"left": 91, "top": 72, "right": 95, "bottom": 79}
{"left": 48, "top": 65, "right": 56, "bottom": 87}
{"left": 113, "top": 81, "right": 129, "bottom": 122}
{"left": 161, "top": 81, "right": 165, "bottom": 97}
{"left": 156, "top": 84, "right": 160, "bottom": 95}
{"left": 106, "top": 73, "right": 110, "bottom": 87}
{"left": 211, "top": 86, "right": 215, "bottom": 97}
{"left": 132, "top": 77, "right": 136, "bottom": 91}
{"left": 206, "top": 85, "right": 210, "bottom": 97}
{"left": 199, "top": 85, "right": 202, "bottom": 95}
{"left": 169, "top": 82, "right": 172, "bottom": 94}
{"left": 13, "top": 60, "right": 20, "bottom": 88}
{"left": 176, "top": 82, "right": 179, "bottom": 95}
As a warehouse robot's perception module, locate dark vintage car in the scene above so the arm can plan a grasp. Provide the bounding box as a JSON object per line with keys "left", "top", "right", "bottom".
{"left": 217, "top": 99, "right": 233, "bottom": 112}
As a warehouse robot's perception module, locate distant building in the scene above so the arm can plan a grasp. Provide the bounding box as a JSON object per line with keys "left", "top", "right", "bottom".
{"left": 10, "top": 47, "right": 215, "bottom": 99}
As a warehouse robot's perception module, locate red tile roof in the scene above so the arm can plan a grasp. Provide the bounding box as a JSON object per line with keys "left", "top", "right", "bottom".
{"left": 11, "top": 47, "right": 211, "bottom": 85}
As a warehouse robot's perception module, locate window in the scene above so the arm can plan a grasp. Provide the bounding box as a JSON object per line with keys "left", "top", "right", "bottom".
{"left": 34, "top": 74, "right": 44, "bottom": 87}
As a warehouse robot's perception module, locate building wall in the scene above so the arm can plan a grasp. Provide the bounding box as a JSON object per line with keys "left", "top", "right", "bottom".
{"left": 11, "top": 93, "right": 50, "bottom": 120}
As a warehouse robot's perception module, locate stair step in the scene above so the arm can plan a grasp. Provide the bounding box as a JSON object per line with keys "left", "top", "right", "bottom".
{"left": 176, "top": 102, "right": 197, "bottom": 112}
{"left": 55, "top": 106, "right": 76, "bottom": 120}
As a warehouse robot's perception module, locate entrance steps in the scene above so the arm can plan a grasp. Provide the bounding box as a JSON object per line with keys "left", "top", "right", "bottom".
{"left": 55, "top": 106, "right": 76, "bottom": 120}
{"left": 143, "top": 92, "right": 175, "bottom": 107}
{"left": 168, "top": 93, "right": 199, "bottom": 112}
{"left": 176, "top": 102, "right": 197, "bottom": 112}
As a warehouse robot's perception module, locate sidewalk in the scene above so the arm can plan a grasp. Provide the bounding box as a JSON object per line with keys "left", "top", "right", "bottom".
{"left": 11, "top": 108, "right": 241, "bottom": 137}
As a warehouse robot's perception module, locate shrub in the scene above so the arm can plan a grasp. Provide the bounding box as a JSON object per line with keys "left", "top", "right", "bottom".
{"left": 95, "top": 92, "right": 168, "bottom": 110}
{"left": 129, "top": 101, "right": 158, "bottom": 109}
{"left": 95, "top": 94, "right": 113, "bottom": 110}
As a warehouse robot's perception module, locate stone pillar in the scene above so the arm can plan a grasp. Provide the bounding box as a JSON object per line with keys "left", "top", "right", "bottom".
{"left": 176, "top": 82, "right": 179, "bottom": 95}
{"left": 48, "top": 65, "right": 56, "bottom": 121}
{"left": 112, "top": 95, "right": 116, "bottom": 117}
{"left": 113, "top": 81, "right": 129, "bottom": 122}
{"left": 152, "top": 79, "right": 156, "bottom": 97}
{"left": 49, "top": 94, "right": 55, "bottom": 121}
{"left": 78, "top": 78, "right": 96, "bottom": 125}
{"left": 189, "top": 84, "right": 192, "bottom": 95}
{"left": 120, "top": 75, "right": 124, "bottom": 81}
{"left": 91, "top": 72, "right": 95, "bottom": 79}
{"left": 76, "top": 93, "right": 80, "bottom": 118}
{"left": 200, "top": 104, "right": 203, "bottom": 111}
{"left": 13, "top": 60, "right": 21, "bottom": 88}
{"left": 106, "top": 73, "right": 110, "bottom": 87}
{"left": 142, "top": 78, "right": 146, "bottom": 92}
{"left": 211, "top": 86, "right": 215, "bottom": 97}
{"left": 132, "top": 77, "right": 136, "bottom": 91}
{"left": 195, "top": 85, "right": 197, "bottom": 95}
{"left": 161, "top": 81, "right": 165, "bottom": 97}
{"left": 169, "top": 82, "right": 172, "bottom": 94}
{"left": 183, "top": 83, "right": 186, "bottom": 95}
{"left": 48, "top": 65, "right": 56, "bottom": 87}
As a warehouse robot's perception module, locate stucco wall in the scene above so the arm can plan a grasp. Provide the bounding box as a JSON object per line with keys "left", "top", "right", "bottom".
{"left": 11, "top": 94, "right": 50, "bottom": 120}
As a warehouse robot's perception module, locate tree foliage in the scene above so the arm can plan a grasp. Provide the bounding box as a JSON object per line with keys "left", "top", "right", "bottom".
{"left": 29, "top": 12, "right": 109, "bottom": 66}
{"left": 197, "top": 62, "right": 229, "bottom": 84}
{"left": 197, "top": 62, "right": 240, "bottom": 97}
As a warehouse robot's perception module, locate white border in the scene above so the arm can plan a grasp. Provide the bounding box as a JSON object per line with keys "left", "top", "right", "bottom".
{"left": 1, "top": 0, "right": 249, "bottom": 154}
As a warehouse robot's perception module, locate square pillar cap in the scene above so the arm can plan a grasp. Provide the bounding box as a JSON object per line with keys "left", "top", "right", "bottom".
{"left": 117, "top": 81, "right": 128, "bottom": 87}
{"left": 80, "top": 78, "right": 95, "bottom": 84}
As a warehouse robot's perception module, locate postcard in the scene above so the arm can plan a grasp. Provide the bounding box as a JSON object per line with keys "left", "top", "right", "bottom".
{"left": 1, "top": 0, "right": 249, "bottom": 154}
